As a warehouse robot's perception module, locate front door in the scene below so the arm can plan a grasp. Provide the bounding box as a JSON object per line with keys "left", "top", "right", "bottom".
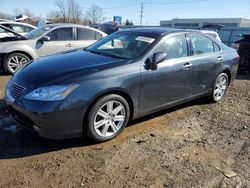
{"left": 139, "top": 33, "right": 193, "bottom": 115}
{"left": 36, "top": 27, "right": 75, "bottom": 57}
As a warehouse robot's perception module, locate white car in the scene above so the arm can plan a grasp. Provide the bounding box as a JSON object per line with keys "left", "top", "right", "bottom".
{"left": 0, "top": 21, "right": 36, "bottom": 38}
{"left": 0, "top": 24, "right": 107, "bottom": 74}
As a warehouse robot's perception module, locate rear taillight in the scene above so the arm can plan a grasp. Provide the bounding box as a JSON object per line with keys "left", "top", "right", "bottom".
{"left": 237, "top": 55, "right": 240, "bottom": 62}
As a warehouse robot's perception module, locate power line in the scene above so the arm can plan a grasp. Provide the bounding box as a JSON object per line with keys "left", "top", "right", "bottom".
{"left": 140, "top": 2, "right": 144, "bottom": 26}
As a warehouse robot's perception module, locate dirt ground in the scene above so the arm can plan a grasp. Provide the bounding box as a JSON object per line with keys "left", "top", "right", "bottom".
{"left": 0, "top": 72, "right": 249, "bottom": 188}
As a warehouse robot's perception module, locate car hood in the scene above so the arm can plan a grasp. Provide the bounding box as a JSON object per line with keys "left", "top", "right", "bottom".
{"left": 12, "top": 50, "right": 128, "bottom": 88}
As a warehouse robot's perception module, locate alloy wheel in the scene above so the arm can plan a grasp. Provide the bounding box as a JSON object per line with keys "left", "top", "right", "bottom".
{"left": 213, "top": 75, "right": 228, "bottom": 101}
{"left": 93, "top": 101, "right": 126, "bottom": 137}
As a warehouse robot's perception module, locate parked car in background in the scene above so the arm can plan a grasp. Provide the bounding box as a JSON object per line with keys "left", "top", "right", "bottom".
{"left": 0, "top": 23, "right": 107, "bottom": 74}
{"left": 5, "top": 28, "right": 239, "bottom": 142}
{"left": 0, "top": 21, "right": 36, "bottom": 38}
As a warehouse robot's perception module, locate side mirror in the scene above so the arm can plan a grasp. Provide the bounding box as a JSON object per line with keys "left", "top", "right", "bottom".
{"left": 152, "top": 52, "right": 167, "bottom": 65}
{"left": 41, "top": 36, "right": 50, "bottom": 42}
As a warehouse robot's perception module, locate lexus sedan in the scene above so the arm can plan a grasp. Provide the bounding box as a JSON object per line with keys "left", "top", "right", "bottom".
{"left": 4, "top": 28, "right": 239, "bottom": 142}
{"left": 0, "top": 24, "right": 106, "bottom": 74}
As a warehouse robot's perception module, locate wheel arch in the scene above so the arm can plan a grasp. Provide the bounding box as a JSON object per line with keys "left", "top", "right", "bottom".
{"left": 83, "top": 89, "right": 135, "bottom": 129}
{"left": 221, "top": 69, "right": 232, "bottom": 85}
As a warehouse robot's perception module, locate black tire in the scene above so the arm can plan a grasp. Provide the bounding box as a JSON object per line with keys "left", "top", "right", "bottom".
{"left": 4, "top": 53, "right": 30, "bottom": 74}
{"left": 85, "top": 94, "right": 130, "bottom": 143}
{"left": 210, "top": 73, "right": 229, "bottom": 103}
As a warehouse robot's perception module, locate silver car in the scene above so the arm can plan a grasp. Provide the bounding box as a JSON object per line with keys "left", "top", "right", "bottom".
{"left": 0, "top": 24, "right": 107, "bottom": 74}
{"left": 0, "top": 21, "right": 37, "bottom": 38}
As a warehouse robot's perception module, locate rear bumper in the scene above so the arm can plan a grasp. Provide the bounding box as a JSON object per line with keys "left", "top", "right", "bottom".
{"left": 4, "top": 96, "right": 86, "bottom": 139}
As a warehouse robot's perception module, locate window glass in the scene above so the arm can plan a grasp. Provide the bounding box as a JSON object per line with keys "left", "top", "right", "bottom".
{"left": 214, "top": 43, "right": 221, "bottom": 52}
{"left": 190, "top": 34, "right": 214, "bottom": 55}
{"left": 86, "top": 33, "right": 154, "bottom": 59}
{"left": 1, "top": 24, "right": 11, "bottom": 29}
{"left": 0, "top": 27, "right": 5, "bottom": 33}
{"left": 47, "top": 27, "right": 73, "bottom": 41}
{"left": 77, "top": 28, "right": 102, "bottom": 40}
{"left": 156, "top": 34, "right": 188, "bottom": 59}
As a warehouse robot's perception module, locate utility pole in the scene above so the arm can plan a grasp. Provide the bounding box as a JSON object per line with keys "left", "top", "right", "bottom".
{"left": 139, "top": 2, "right": 144, "bottom": 26}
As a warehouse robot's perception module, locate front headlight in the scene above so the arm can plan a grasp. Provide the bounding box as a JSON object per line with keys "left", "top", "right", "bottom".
{"left": 24, "top": 84, "right": 79, "bottom": 101}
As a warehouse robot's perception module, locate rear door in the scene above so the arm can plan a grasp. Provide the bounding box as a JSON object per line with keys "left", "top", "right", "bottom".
{"left": 74, "top": 27, "right": 103, "bottom": 49}
{"left": 36, "top": 27, "right": 75, "bottom": 57}
{"left": 188, "top": 33, "right": 223, "bottom": 95}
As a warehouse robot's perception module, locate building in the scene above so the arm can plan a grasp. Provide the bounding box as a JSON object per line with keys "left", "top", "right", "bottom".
{"left": 160, "top": 18, "right": 250, "bottom": 29}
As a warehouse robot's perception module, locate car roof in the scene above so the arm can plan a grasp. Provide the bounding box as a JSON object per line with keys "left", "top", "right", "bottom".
{"left": 0, "top": 21, "right": 37, "bottom": 28}
{"left": 120, "top": 27, "right": 185, "bottom": 38}
{"left": 43, "top": 23, "right": 107, "bottom": 35}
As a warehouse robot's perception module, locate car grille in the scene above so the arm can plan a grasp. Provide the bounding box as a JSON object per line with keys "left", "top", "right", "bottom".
{"left": 9, "top": 82, "right": 25, "bottom": 99}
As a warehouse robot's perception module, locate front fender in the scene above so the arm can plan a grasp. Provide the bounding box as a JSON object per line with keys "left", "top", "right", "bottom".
{"left": 1, "top": 44, "right": 38, "bottom": 59}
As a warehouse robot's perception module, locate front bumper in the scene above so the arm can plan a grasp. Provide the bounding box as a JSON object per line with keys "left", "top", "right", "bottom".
{"left": 4, "top": 95, "right": 86, "bottom": 139}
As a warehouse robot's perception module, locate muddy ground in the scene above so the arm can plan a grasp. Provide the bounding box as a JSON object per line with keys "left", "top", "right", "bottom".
{"left": 0, "top": 72, "right": 249, "bottom": 188}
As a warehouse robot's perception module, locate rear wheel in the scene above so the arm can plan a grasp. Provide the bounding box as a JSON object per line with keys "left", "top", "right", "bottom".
{"left": 211, "top": 73, "right": 229, "bottom": 102}
{"left": 85, "top": 94, "right": 130, "bottom": 142}
{"left": 5, "top": 53, "right": 30, "bottom": 74}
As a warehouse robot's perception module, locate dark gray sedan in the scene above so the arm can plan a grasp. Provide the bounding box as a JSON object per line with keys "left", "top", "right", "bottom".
{"left": 5, "top": 28, "right": 239, "bottom": 142}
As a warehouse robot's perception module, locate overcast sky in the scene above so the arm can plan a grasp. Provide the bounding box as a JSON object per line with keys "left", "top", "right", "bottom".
{"left": 1, "top": 0, "right": 250, "bottom": 25}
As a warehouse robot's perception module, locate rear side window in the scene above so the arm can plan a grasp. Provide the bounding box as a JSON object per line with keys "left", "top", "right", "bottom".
{"left": 156, "top": 34, "right": 188, "bottom": 59}
{"left": 77, "top": 28, "right": 102, "bottom": 40}
{"left": 190, "top": 34, "right": 214, "bottom": 55}
{"left": 47, "top": 27, "right": 73, "bottom": 41}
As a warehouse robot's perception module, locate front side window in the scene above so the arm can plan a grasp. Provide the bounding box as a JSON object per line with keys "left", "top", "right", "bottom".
{"left": 190, "top": 34, "right": 214, "bottom": 55}
{"left": 86, "top": 32, "right": 155, "bottom": 59}
{"left": 47, "top": 27, "right": 73, "bottom": 41}
{"left": 155, "top": 34, "right": 188, "bottom": 59}
{"left": 77, "top": 28, "right": 102, "bottom": 40}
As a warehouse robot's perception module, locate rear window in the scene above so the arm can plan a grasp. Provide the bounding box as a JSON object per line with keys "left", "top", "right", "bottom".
{"left": 77, "top": 28, "right": 102, "bottom": 40}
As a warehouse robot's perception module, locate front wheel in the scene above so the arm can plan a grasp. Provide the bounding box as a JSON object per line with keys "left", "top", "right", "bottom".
{"left": 4, "top": 53, "right": 30, "bottom": 74}
{"left": 85, "top": 94, "right": 130, "bottom": 142}
{"left": 211, "top": 73, "right": 229, "bottom": 102}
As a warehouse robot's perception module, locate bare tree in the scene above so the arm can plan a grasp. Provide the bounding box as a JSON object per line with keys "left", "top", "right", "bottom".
{"left": 0, "top": 12, "right": 10, "bottom": 19}
{"left": 51, "top": 0, "right": 82, "bottom": 23}
{"left": 85, "top": 5, "right": 105, "bottom": 24}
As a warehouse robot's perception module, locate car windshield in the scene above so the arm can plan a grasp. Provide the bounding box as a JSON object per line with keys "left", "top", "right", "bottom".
{"left": 85, "top": 32, "right": 156, "bottom": 59}
{"left": 25, "top": 26, "right": 52, "bottom": 39}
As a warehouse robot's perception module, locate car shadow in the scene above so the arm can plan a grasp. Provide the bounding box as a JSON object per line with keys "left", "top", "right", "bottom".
{"left": 0, "top": 96, "right": 210, "bottom": 160}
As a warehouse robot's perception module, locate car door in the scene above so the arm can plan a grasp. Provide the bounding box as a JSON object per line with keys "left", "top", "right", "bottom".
{"left": 188, "top": 33, "right": 223, "bottom": 95}
{"left": 139, "top": 33, "right": 193, "bottom": 114}
{"left": 74, "top": 27, "right": 102, "bottom": 49}
{"left": 36, "top": 27, "right": 75, "bottom": 57}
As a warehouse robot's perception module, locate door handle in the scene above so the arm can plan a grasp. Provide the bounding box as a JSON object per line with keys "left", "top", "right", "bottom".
{"left": 218, "top": 56, "right": 223, "bottom": 62}
{"left": 182, "top": 63, "right": 192, "bottom": 70}
{"left": 66, "top": 43, "right": 73, "bottom": 47}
